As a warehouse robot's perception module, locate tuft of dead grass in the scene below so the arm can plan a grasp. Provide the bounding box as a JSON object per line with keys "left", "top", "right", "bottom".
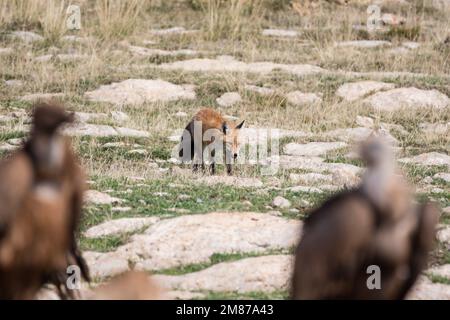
{"left": 94, "top": 0, "right": 145, "bottom": 40}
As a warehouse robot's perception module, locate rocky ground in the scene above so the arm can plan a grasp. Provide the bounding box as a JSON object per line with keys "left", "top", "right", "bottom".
{"left": 0, "top": 0, "right": 449, "bottom": 299}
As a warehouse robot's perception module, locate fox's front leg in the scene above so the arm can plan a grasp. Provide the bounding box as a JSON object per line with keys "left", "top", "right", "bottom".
{"left": 209, "top": 148, "right": 216, "bottom": 175}
{"left": 225, "top": 145, "right": 232, "bottom": 175}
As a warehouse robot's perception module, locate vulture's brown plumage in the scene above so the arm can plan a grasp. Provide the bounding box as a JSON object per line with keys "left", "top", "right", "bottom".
{"left": 0, "top": 102, "right": 90, "bottom": 299}
{"left": 291, "top": 134, "right": 439, "bottom": 299}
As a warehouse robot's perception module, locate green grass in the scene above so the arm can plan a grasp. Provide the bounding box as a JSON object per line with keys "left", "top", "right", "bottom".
{"left": 80, "top": 234, "right": 127, "bottom": 252}
{"left": 428, "top": 274, "right": 450, "bottom": 285}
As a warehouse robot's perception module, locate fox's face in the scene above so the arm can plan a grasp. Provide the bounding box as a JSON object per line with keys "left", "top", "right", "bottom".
{"left": 223, "top": 120, "right": 245, "bottom": 160}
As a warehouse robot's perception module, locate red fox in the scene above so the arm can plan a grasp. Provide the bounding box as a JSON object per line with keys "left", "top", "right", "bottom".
{"left": 178, "top": 108, "right": 244, "bottom": 175}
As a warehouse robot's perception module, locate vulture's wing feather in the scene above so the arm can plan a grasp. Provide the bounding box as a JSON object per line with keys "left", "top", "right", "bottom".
{"left": 0, "top": 152, "right": 33, "bottom": 240}
{"left": 292, "top": 191, "right": 375, "bottom": 299}
{"left": 397, "top": 202, "right": 439, "bottom": 299}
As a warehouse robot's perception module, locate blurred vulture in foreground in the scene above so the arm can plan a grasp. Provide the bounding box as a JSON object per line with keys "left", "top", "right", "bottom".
{"left": 0, "top": 102, "right": 90, "bottom": 299}
{"left": 291, "top": 133, "right": 439, "bottom": 299}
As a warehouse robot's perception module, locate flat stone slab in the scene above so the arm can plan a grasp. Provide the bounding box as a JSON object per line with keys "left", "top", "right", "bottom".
{"left": 84, "top": 251, "right": 130, "bottom": 279}
{"left": 149, "top": 27, "right": 198, "bottom": 36}
{"left": 262, "top": 29, "right": 299, "bottom": 37}
{"left": 84, "top": 190, "right": 124, "bottom": 205}
{"left": 196, "top": 176, "right": 263, "bottom": 188}
{"left": 10, "top": 31, "right": 44, "bottom": 43}
{"left": 84, "top": 79, "right": 196, "bottom": 105}
{"left": 428, "top": 265, "right": 450, "bottom": 279}
{"left": 0, "top": 143, "right": 18, "bottom": 152}
{"left": 335, "top": 40, "right": 391, "bottom": 48}
{"left": 244, "top": 85, "right": 275, "bottom": 96}
{"left": 154, "top": 255, "right": 294, "bottom": 293}
{"left": 290, "top": 173, "right": 333, "bottom": 185}
{"left": 74, "top": 112, "right": 109, "bottom": 123}
{"left": 434, "top": 172, "right": 450, "bottom": 183}
{"left": 407, "top": 277, "right": 450, "bottom": 300}
{"left": 0, "top": 47, "right": 13, "bottom": 55}
{"left": 128, "top": 45, "right": 198, "bottom": 57}
{"left": 63, "top": 123, "right": 149, "bottom": 138}
{"left": 399, "top": 152, "right": 450, "bottom": 167}
{"left": 216, "top": 92, "right": 242, "bottom": 107}
{"left": 437, "top": 226, "right": 450, "bottom": 244}
{"left": 285, "top": 91, "right": 322, "bottom": 106}
{"left": 103, "top": 212, "right": 302, "bottom": 271}
{"left": 420, "top": 122, "right": 450, "bottom": 135}
{"left": 336, "top": 81, "right": 395, "bottom": 102}
{"left": 158, "top": 55, "right": 327, "bottom": 77}
{"left": 269, "top": 155, "right": 362, "bottom": 176}
{"left": 323, "top": 127, "right": 398, "bottom": 144}
{"left": 284, "top": 142, "right": 347, "bottom": 156}
{"left": 85, "top": 217, "right": 160, "bottom": 238}
{"left": 363, "top": 87, "right": 450, "bottom": 111}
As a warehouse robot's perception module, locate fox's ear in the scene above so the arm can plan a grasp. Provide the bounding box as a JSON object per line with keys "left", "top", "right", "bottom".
{"left": 235, "top": 120, "right": 245, "bottom": 130}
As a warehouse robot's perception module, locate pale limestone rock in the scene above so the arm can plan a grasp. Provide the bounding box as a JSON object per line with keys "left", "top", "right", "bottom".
{"left": 407, "top": 276, "right": 450, "bottom": 300}
{"left": 420, "top": 122, "right": 450, "bottom": 135}
{"left": 272, "top": 196, "right": 291, "bottom": 208}
{"left": 262, "top": 29, "right": 299, "bottom": 37}
{"left": 110, "top": 111, "right": 129, "bottom": 123}
{"left": 197, "top": 176, "right": 263, "bottom": 188}
{"left": 84, "top": 252, "right": 129, "bottom": 279}
{"left": 284, "top": 142, "right": 347, "bottom": 156}
{"left": 434, "top": 172, "right": 450, "bottom": 183}
{"left": 244, "top": 85, "right": 275, "bottom": 96}
{"left": 84, "top": 190, "right": 123, "bottom": 205}
{"left": 0, "top": 47, "right": 13, "bottom": 55}
{"left": 428, "top": 264, "right": 450, "bottom": 280}
{"left": 289, "top": 173, "right": 333, "bottom": 185}
{"left": 74, "top": 112, "right": 108, "bottom": 123}
{"left": 336, "top": 81, "right": 395, "bottom": 101}
{"left": 216, "top": 92, "right": 242, "bottom": 107}
{"left": 285, "top": 91, "right": 322, "bottom": 106}
{"left": 437, "top": 226, "right": 450, "bottom": 244}
{"left": 402, "top": 41, "right": 420, "bottom": 49}
{"left": 10, "top": 31, "right": 43, "bottom": 43}
{"left": 63, "top": 123, "right": 149, "bottom": 138}
{"left": 4, "top": 79, "right": 23, "bottom": 87}
{"left": 324, "top": 127, "right": 397, "bottom": 144}
{"left": 128, "top": 45, "right": 197, "bottom": 57}
{"left": 154, "top": 255, "right": 294, "bottom": 293}
{"left": 110, "top": 212, "right": 301, "bottom": 270}
{"left": 149, "top": 27, "right": 198, "bottom": 36}
{"left": 287, "top": 185, "right": 323, "bottom": 193}
{"left": 399, "top": 152, "right": 450, "bottom": 167}
{"left": 335, "top": 40, "right": 391, "bottom": 48}
{"left": 363, "top": 87, "right": 450, "bottom": 111}
{"left": 85, "top": 79, "right": 196, "bottom": 105}
{"left": 356, "top": 116, "right": 374, "bottom": 127}
{"left": 85, "top": 217, "right": 159, "bottom": 238}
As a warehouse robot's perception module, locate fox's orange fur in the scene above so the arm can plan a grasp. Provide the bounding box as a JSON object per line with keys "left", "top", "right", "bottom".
{"left": 179, "top": 108, "right": 244, "bottom": 175}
